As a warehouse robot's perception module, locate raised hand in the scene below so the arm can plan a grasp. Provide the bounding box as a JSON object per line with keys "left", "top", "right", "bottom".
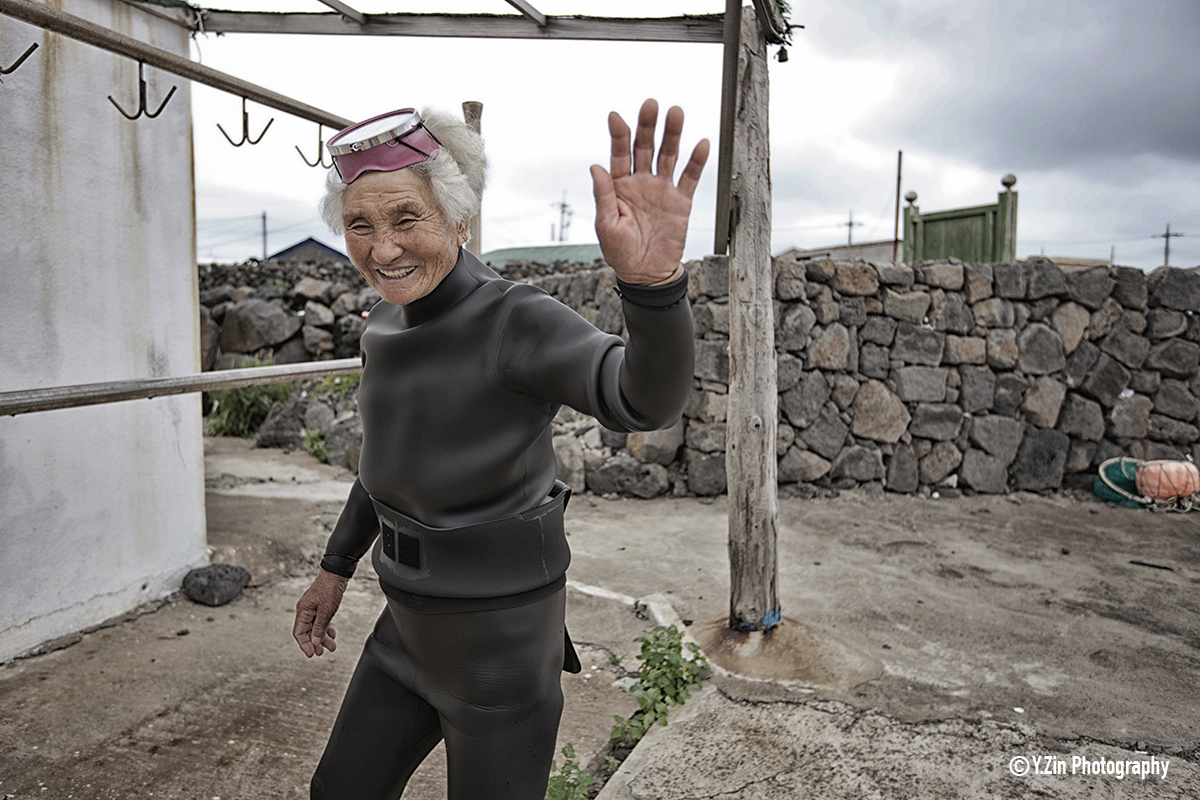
{"left": 591, "top": 99, "right": 710, "bottom": 286}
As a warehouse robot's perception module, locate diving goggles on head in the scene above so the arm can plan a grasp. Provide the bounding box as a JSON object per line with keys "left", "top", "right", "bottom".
{"left": 327, "top": 108, "right": 441, "bottom": 184}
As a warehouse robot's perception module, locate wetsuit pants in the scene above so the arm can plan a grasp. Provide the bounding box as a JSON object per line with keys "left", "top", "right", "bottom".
{"left": 310, "top": 587, "right": 566, "bottom": 800}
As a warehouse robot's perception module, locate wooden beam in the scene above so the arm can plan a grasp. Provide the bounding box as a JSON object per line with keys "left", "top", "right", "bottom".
{"left": 0, "top": 360, "right": 362, "bottom": 417}
{"left": 713, "top": 0, "right": 741, "bottom": 254}
{"left": 463, "top": 100, "right": 484, "bottom": 257}
{"left": 198, "top": 12, "right": 725, "bottom": 43}
{"left": 315, "top": 0, "right": 365, "bottom": 26}
{"left": 725, "top": 4, "right": 779, "bottom": 632}
{"left": 0, "top": 0, "right": 352, "bottom": 129}
{"left": 503, "top": 0, "right": 547, "bottom": 27}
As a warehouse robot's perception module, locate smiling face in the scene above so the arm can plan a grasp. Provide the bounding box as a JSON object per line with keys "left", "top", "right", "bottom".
{"left": 342, "top": 169, "right": 469, "bottom": 306}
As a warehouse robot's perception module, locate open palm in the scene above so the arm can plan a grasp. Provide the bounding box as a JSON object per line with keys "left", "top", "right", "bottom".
{"left": 591, "top": 100, "right": 710, "bottom": 286}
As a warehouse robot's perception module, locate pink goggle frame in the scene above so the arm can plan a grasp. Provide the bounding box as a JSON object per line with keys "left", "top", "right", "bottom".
{"left": 327, "top": 108, "right": 441, "bottom": 184}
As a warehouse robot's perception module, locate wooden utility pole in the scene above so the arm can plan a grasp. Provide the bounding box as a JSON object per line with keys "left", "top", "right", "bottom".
{"left": 892, "top": 151, "right": 902, "bottom": 263}
{"left": 839, "top": 210, "right": 863, "bottom": 245}
{"left": 726, "top": 4, "right": 779, "bottom": 632}
{"left": 552, "top": 191, "right": 573, "bottom": 242}
{"left": 1153, "top": 222, "right": 1184, "bottom": 268}
{"left": 462, "top": 101, "right": 483, "bottom": 257}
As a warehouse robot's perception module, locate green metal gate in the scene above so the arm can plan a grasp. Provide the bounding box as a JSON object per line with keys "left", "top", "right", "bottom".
{"left": 903, "top": 176, "right": 1018, "bottom": 263}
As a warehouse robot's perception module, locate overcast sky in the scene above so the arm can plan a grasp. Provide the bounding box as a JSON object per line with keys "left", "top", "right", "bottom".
{"left": 192, "top": 0, "right": 1200, "bottom": 271}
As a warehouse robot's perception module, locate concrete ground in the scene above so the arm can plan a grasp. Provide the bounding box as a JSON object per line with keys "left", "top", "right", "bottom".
{"left": 1, "top": 436, "right": 1197, "bottom": 798}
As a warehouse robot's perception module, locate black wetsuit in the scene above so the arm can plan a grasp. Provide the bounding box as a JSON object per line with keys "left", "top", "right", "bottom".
{"left": 310, "top": 249, "right": 693, "bottom": 800}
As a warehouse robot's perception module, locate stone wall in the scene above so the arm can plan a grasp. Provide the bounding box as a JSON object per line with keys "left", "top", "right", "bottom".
{"left": 205, "top": 254, "right": 1200, "bottom": 500}
{"left": 530, "top": 256, "right": 1200, "bottom": 499}
{"left": 197, "top": 258, "right": 600, "bottom": 371}
{"left": 199, "top": 272, "right": 380, "bottom": 370}
{"left": 199, "top": 258, "right": 368, "bottom": 296}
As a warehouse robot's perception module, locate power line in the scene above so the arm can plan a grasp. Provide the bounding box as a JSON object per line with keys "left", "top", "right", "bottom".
{"left": 864, "top": 195, "right": 894, "bottom": 242}
{"left": 197, "top": 213, "right": 265, "bottom": 224}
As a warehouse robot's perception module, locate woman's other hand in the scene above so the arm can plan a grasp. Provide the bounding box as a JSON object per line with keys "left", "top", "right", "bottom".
{"left": 591, "top": 99, "right": 710, "bottom": 287}
{"left": 293, "top": 569, "right": 347, "bottom": 657}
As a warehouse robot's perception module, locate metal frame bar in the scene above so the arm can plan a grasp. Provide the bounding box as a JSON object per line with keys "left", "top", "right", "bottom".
{"left": 115, "top": 0, "right": 195, "bottom": 30}
{"left": 315, "top": 0, "right": 365, "bottom": 26}
{"left": 0, "top": 360, "right": 362, "bottom": 417}
{"left": 196, "top": 11, "right": 725, "bottom": 43}
{"left": 0, "top": 0, "right": 352, "bottom": 129}
{"left": 503, "top": 0, "right": 547, "bottom": 27}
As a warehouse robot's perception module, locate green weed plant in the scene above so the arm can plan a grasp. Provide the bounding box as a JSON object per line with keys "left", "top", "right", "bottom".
{"left": 610, "top": 625, "right": 708, "bottom": 743}
{"left": 543, "top": 744, "right": 593, "bottom": 800}
{"left": 316, "top": 373, "right": 361, "bottom": 401}
{"left": 204, "top": 355, "right": 292, "bottom": 439}
{"left": 304, "top": 429, "right": 328, "bottom": 462}
{"left": 544, "top": 626, "right": 707, "bottom": 800}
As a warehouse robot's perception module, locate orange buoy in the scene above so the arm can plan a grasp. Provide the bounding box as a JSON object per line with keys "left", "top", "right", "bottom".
{"left": 1135, "top": 460, "right": 1200, "bottom": 499}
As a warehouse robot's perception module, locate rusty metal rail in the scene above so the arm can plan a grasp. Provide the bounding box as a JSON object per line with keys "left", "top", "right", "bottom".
{"left": 0, "top": 359, "right": 361, "bottom": 417}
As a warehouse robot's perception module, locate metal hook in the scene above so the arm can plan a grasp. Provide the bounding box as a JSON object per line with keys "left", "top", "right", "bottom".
{"left": 296, "top": 124, "right": 334, "bottom": 168}
{"left": 1, "top": 42, "right": 38, "bottom": 79}
{"left": 218, "top": 96, "right": 274, "bottom": 147}
{"left": 107, "top": 60, "right": 176, "bottom": 120}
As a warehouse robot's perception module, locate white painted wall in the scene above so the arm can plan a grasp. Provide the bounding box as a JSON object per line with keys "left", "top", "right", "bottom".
{"left": 0, "top": 1, "right": 206, "bottom": 662}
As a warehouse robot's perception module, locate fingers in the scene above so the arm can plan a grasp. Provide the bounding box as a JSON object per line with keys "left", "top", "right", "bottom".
{"left": 656, "top": 105, "right": 684, "bottom": 180}
{"left": 608, "top": 111, "right": 631, "bottom": 179}
{"left": 310, "top": 616, "right": 329, "bottom": 657}
{"left": 608, "top": 100, "right": 701, "bottom": 189}
{"left": 591, "top": 164, "right": 617, "bottom": 226}
{"left": 293, "top": 604, "right": 317, "bottom": 658}
{"left": 632, "top": 98, "right": 659, "bottom": 175}
{"left": 677, "top": 138, "right": 711, "bottom": 200}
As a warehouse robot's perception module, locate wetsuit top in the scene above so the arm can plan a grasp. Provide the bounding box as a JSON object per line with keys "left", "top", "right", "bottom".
{"left": 321, "top": 248, "right": 694, "bottom": 579}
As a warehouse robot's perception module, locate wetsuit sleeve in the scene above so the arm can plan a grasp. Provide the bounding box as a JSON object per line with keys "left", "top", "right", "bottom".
{"left": 319, "top": 478, "right": 381, "bottom": 578}
{"left": 498, "top": 271, "right": 693, "bottom": 433}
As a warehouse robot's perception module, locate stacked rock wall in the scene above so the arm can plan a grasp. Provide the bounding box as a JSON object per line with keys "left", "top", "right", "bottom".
{"left": 198, "top": 272, "right": 380, "bottom": 371}
{"left": 197, "top": 258, "right": 601, "bottom": 373}
{"left": 200, "top": 255, "right": 1200, "bottom": 498}
{"left": 531, "top": 256, "right": 1200, "bottom": 498}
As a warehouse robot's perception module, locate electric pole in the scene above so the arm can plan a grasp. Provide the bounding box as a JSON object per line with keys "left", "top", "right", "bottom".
{"left": 1153, "top": 223, "right": 1184, "bottom": 267}
{"left": 551, "top": 191, "right": 573, "bottom": 243}
{"left": 892, "top": 151, "right": 902, "bottom": 263}
{"left": 261, "top": 211, "right": 267, "bottom": 260}
{"left": 840, "top": 210, "right": 863, "bottom": 246}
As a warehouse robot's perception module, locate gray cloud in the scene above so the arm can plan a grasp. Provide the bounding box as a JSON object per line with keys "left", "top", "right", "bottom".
{"left": 806, "top": 0, "right": 1200, "bottom": 171}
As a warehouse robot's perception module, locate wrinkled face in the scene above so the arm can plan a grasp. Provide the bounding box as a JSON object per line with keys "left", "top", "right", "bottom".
{"left": 342, "top": 169, "right": 468, "bottom": 306}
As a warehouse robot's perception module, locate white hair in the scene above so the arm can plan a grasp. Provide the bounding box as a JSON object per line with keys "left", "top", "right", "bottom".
{"left": 319, "top": 107, "right": 488, "bottom": 235}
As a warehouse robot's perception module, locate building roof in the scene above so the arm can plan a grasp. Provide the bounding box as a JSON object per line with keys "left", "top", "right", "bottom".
{"left": 778, "top": 239, "right": 899, "bottom": 262}
{"left": 268, "top": 237, "right": 348, "bottom": 263}
{"left": 482, "top": 244, "right": 605, "bottom": 267}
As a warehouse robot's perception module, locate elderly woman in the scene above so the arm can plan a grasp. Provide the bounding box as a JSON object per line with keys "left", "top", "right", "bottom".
{"left": 293, "top": 99, "right": 708, "bottom": 800}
